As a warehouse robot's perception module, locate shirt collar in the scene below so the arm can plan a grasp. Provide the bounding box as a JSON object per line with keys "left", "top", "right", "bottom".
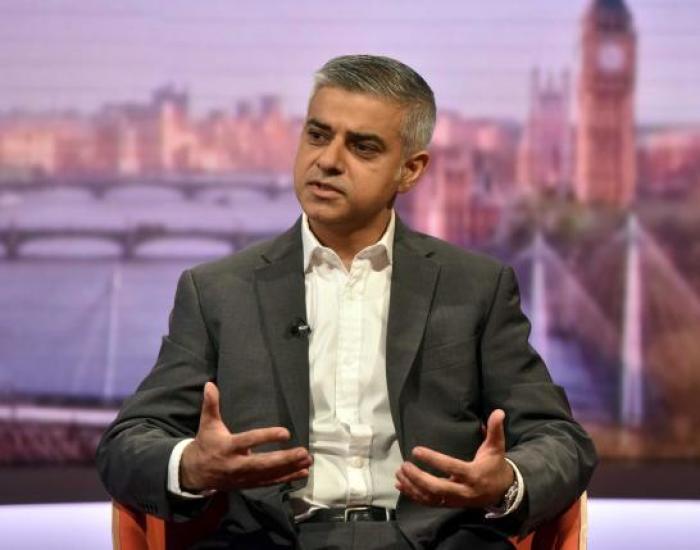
{"left": 301, "top": 210, "right": 395, "bottom": 272}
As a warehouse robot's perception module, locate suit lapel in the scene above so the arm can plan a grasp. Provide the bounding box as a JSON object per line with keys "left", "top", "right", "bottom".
{"left": 386, "top": 218, "right": 440, "bottom": 451}
{"left": 253, "top": 219, "right": 310, "bottom": 450}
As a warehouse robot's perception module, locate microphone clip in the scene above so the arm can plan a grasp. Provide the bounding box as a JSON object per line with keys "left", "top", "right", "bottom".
{"left": 290, "top": 318, "right": 312, "bottom": 338}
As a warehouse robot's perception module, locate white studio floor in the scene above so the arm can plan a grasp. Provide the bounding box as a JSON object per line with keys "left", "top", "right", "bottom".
{"left": 0, "top": 499, "right": 697, "bottom": 550}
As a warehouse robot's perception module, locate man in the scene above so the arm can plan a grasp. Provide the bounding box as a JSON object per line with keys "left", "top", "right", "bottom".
{"left": 97, "top": 55, "right": 597, "bottom": 549}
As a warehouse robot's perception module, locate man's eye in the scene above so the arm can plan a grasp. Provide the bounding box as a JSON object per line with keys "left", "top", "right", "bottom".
{"left": 307, "top": 130, "right": 326, "bottom": 144}
{"left": 354, "top": 142, "right": 378, "bottom": 156}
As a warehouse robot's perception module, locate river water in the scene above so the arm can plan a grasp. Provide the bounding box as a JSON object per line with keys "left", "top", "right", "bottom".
{"left": 0, "top": 185, "right": 300, "bottom": 400}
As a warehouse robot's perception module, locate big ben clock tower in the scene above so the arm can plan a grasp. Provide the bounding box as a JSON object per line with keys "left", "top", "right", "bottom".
{"left": 576, "top": 0, "right": 637, "bottom": 208}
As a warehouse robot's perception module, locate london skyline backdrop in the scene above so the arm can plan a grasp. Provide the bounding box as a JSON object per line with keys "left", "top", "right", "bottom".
{"left": 1, "top": 0, "right": 699, "bottom": 473}
{"left": 0, "top": 0, "right": 698, "bottom": 125}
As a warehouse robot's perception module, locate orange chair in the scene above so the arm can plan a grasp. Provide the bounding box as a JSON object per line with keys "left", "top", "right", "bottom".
{"left": 112, "top": 493, "right": 587, "bottom": 550}
{"left": 510, "top": 493, "right": 587, "bottom": 550}
{"left": 112, "top": 494, "right": 228, "bottom": 550}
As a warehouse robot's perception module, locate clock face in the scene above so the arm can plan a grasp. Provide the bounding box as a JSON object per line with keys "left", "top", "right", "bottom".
{"left": 597, "top": 42, "right": 626, "bottom": 73}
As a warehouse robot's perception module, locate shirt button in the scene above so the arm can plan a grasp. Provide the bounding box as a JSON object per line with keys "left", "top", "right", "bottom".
{"left": 349, "top": 456, "right": 365, "bottom": 468}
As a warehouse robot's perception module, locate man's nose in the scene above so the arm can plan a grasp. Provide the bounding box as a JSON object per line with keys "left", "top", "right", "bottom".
{"left": 316, "top": 138, "right": 344, "bottom": 176}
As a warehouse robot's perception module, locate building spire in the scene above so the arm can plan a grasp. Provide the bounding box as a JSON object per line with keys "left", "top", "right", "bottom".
{"left": 620, "top": 214, "right": 644, "bottom": 427}
{"left": 590, "top": 0, "right": 632, "bottom": 29}
{"left": 531, "top": 232, "right": 550, "bottom": 367}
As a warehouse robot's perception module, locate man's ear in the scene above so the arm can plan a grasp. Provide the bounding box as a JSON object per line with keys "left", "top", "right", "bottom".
{"left": 398, "top": 150, "right": 430, "bottom": 193}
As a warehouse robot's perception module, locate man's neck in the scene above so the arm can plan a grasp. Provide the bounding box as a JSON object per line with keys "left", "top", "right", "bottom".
{"left": 308, "top": 212, "right": 392, "bottom": 269}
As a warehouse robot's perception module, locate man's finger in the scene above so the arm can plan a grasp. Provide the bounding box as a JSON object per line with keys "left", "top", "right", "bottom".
{"left": 482, "top": 409, "right": 506, "bottom": 453}
{"left": 232, "top": 450, "right": 312, "bottom": 486}
{"left": 200, "top": 381, "right": 223, "bottom": 426}
{"left": 411, "top": 446, "right": 469, "bottom": 478}
{"left": 231, "top": 427, "right": 292, "bottom": 450}
{"left": 396, "top": 467, "right": 436, "bottom": 505}
{"left": 236, "top": 447, "right": 311, "bottom": 475}
{"left": 400, "top": 462, "right": 470, "bottom": 501}
{"left": 221, "top": 465, "right": 310, "bottom": 491}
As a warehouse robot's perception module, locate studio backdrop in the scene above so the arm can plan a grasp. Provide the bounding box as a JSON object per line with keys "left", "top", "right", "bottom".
{"left": 1, "top": 0, "right": 699, "bottom": 501}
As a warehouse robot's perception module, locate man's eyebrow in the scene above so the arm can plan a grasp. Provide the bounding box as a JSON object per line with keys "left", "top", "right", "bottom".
{"left": 347, "top": 131, "right": 386, "bottom": 149}
{"left": 305, "top": 118, "right": 386, "bottom": 149}
{"left": 305, "top": 118, "right": 332, "bottom": 131}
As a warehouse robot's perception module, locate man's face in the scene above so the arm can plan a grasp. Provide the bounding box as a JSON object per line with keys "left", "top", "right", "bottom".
{"left": 293, "top": 86, "right": 418, "bottom": 233}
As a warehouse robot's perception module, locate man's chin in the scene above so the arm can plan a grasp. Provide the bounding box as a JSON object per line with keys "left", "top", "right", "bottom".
{"left": 306, "top": 213, "right": 348, "bottom": 228}
{"left": 300, "top": 201, "right": 346, "bottom": 222}
{"left": 302, "top": 208, "right": 356, "bottom": 233}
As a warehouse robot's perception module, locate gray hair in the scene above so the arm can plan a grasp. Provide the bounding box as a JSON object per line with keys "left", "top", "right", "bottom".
{"left": 313, "top": 55, "right": 436, "bottom": 155}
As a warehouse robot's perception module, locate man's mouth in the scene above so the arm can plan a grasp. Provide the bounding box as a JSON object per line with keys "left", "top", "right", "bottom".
{"left": 308, "top": 181, "right": 344, "bottom": 195}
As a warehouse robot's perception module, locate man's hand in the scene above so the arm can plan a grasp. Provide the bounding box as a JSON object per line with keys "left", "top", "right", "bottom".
{"left": 395, "top": 409, "right": 514, "bottom": 508}
{"left": 180, "top": 382, "right": 312, "bottom": 493}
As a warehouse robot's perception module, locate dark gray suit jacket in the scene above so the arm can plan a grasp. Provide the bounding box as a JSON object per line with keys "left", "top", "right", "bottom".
{"left": 96, "top": 217, "right": 597, "bottom": 549}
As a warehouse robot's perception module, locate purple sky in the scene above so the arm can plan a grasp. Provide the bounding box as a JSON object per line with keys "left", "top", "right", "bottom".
{"left": 0, "top": 0, "right": 698, "bottom": 125}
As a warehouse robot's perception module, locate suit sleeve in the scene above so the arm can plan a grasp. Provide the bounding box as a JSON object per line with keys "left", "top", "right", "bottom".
{"left": 95, "top": 269, "right": 217, "bottom": 520}
{"left": 479, "top": 266, "right": 598, "bottom": 533}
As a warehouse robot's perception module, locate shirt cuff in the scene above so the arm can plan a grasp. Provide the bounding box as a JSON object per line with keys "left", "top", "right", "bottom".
{"left": 167, "top": 438, "right": 216, "bottom": 499}
{"left": 484, "top": 458, "right": 525, "bottom": 519}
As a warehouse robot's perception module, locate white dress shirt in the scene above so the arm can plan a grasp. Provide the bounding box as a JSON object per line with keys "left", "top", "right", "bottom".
{"left": 291, "top": 210, "right": 401, "bottom": 510}
{"left": 167, "top": 210, "right": 523, "bottom": 517}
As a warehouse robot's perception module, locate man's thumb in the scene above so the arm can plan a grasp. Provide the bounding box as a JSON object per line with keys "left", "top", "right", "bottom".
{"left": 200, "top": 381, "right": 223, "bottom": 426}
{"left": 483, "top": 409, "right": 506, "bottom": 452}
